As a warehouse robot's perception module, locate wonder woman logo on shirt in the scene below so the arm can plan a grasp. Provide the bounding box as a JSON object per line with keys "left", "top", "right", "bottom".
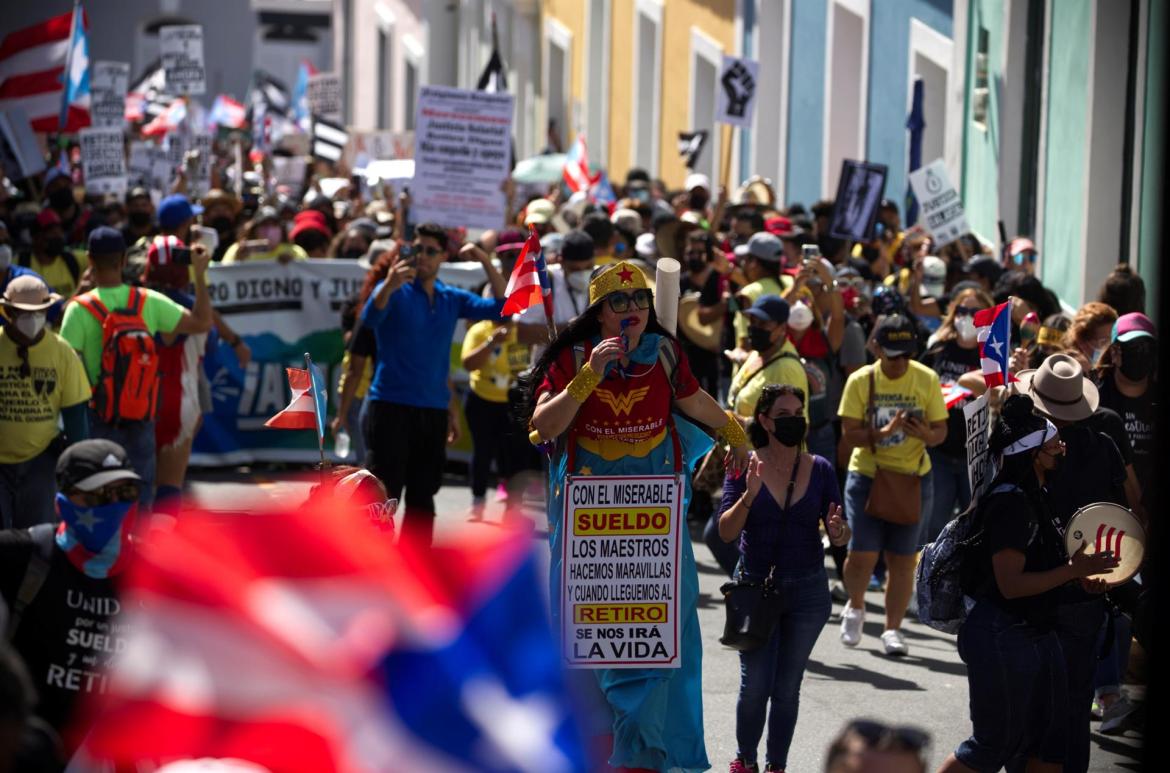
{"left": 595, "top": 386, "right": 650, "bottom": 416}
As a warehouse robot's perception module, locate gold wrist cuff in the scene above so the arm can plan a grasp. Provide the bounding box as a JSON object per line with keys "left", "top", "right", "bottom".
{"left": 566, "top": 363, "right": 601, "bottom": 403}
{"left": 717, "top": 411, "right": 749, "bottom": 448}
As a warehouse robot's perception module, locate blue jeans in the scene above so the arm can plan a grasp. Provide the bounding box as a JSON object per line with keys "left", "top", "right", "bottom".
{"left": 0, "top": 442, "right": 61, "bottom": 528}
{"left": 955, "top": 602, "right": 1067, "bottom": 770}
{"left": 845, "top": 469, "right": 934, "bottom": 556}
{"left": 704, "top": 511, "right": 741, "bottom": 577}
{"left": 89, "top": 411, "right": 156, "bottom": 509}
{"left": 920, "top": 448, "right": 971, "bottom": 546}
{"left": 735, "top": 567, "right": 831, "bottom": 768}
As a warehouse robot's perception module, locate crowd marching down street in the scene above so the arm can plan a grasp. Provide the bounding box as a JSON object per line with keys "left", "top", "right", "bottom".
{"left": 0, "top": 4, "right": 1158, "bottom": 773}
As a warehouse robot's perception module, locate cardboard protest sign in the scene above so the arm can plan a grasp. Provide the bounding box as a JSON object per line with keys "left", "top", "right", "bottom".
{"left": 160, "top": 25, "right": 206, "bottom": 95}
{"left": 562, "top": 475, "right": 683, "bottom": 669}
{"left": 412, "top": 86, "right": 513, "bottom": 231}
{"left": 716, "top": 56, "right": 760, "bottom": 128}
{"left": 828, "top": 160, "right": 888, "bottom": 241}
{"left": 91, "top": 61, "right": 130, "bottom": 128}
{"left": 0, "top": 109, "right": 46, "bottom": 180}
{"left": 306, "top": 73, "right": 342, "bottom": 121}
{"left": 909, "top": 159, "right": 970, "bottom": 246}
{"left": 79, "top": 127, "right": 127, "bottom": 197}
{"left": 964, "top": 393, "right": 991, "bottom": 499}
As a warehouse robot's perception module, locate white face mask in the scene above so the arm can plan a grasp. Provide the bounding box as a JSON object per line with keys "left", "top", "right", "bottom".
{"left": 0, "top": 244, "right": 12, "bottom": 268}
{"left": 788, "top": 302, "right": 814, "bottom": 332}
{"left": 15, "top": 311, "right": 46, "bottom": 340}
{"left": 567, "top": 270, "right": 590, "bottom": 293}
{"left": 954, "top": 315, "right": 977, "bottom": 343}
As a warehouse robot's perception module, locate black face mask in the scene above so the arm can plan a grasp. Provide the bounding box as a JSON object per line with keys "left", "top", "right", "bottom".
{"left": 1119, "top": 346, "right": 1155, "bottom": 381}
{"left": 47, "top": 188, "right": 75, "bottom": 211}
{"left": 128, "top": 211, "right": 153, "bottom": 228}
{"left": 686, "top": 257, "right": 707, "bottom": 273}
{"left": 44, "top": 236, "right": 66, "bottom": 256}
{"left": 210, "top": 216, "right": 234, "bottom": 234}
{"left": 748, "top": 327, "right": 774, "bottom": 353}
{"left": 770, "top": 416, "right": 807, "bottom": 447}
{"left": 688, "top": 192, "right": 709, "bottom": 210}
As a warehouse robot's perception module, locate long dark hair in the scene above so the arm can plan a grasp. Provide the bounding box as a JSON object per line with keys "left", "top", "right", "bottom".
{"left": 747, "top": 384, "right": 806, "bottom": 448}
{"left": 985, "top": 394, "right": 1047, "bottom": 493}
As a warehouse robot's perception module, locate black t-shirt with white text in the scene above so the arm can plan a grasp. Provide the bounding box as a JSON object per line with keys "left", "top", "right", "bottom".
{"left": 1097, "top": 377, "right": 1155, "bottom": 504}
{"left": 920, "top": 339, "right": 981, "bottom": 458}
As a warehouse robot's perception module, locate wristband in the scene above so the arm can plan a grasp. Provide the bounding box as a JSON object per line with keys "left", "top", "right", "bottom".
{"left": 717, "top": 411, "right": 749, "bottom": 448}
{"left": 566, "top": 363, "right": 601, "bottom": 403}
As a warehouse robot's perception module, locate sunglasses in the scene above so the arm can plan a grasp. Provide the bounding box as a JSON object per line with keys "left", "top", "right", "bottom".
{"left": 953, "top": 306, "right": 979, "bottom": 317}
{"left": 846, "top": 719, "right": 931, "bottom": 753}
{"left": 70, "top": 481, "right": 141, "bottom": 507}
{"left": 606, "top": 289, "right": 653, "bottom": 313}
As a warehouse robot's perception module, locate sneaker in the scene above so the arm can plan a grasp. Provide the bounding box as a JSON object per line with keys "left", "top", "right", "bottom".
{"left": 840, "top": 606, "right": 865, "bottom": 646}
{"left": 830, "top": 581, "right": 849, "bottom": 603}
{"left": 1099, "top": 696, "right": 1138, "bottom": 734}
{"left": 729, "top": 759, "right": 759, "bottom": 773}
{"left": 881, "top": 629, "right": 909, "bottom": 656}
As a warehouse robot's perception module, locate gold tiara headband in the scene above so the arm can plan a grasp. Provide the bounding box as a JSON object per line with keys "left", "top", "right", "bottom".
{"left": 588, "top": 261, "right": 650, "bottom": 306}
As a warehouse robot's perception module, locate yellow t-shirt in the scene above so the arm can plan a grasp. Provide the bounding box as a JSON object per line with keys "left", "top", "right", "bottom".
{"left": 0, "top": 329, "right": 91, "bottom": 463}
{"left": 30, "top": 251, "right": 89, "bottom": 299}
{"left": 221, "top": 242, "right": 309, "bottom": 264}
{"left": 337, "top": 351, "right": 373, "bottom": 399}
{"left": 732, "top": 274, "right": 795, "bottom": 344}
{"left": 838, "top": 360, "right": 947, "bottom": 477}
{"left": 727, "top": 338, "right": 809, "bottom": 420}
{"left": 462, "top": 321, "right": 531, "bottom": 403}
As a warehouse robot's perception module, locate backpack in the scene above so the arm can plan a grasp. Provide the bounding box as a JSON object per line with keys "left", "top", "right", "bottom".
{"left": 779, "top": 351, "right": 829, "bottom": 427}
{"left": 915, "top": 483, "right": 1020, "bottom": 634}
{"left": 75, "top": 287, "right": 161, "bottom": 423}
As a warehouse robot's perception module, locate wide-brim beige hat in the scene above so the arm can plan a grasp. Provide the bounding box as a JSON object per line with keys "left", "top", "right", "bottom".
{"left": 1, "top": 274, "right": 60, "bottom": 311}
{"left": 1015, "top": 353, "right": 1098, "bottom": 422}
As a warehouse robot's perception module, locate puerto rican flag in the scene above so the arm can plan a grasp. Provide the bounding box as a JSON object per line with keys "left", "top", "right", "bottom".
{"left": 0, "top": 6, "right": 91, "bottom": 132}
{"left": 208, "top": 94, "right": 247, "bottom": 129}
{"left": 265, "top": 365, "right": 327, "bottom": 440}
{"left": 941, "top": 381, "right": 973, "bottom": 409}
{"left": 974, "top": 300, "right": 1017, "bottom": 388}
{"left": 501, "top": 225, "right": 554, "bottom": 323}
{"left": 77, "top": 505, "right": 589, "bottom": 772}
{"left": 141, "top": 97, "right": 187, "bottom": 138}
{"left": 562, "top": 134, "right": 597, "bottom": 193}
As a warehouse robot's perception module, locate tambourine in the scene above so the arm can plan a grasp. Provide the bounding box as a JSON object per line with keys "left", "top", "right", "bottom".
{"left": 1064, "top": 502, "right": 1145, "bottom": 586}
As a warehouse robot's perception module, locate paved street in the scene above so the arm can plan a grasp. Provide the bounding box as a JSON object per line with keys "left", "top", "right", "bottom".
{"left": 187, "top": 468, "right": 1143, "bottom": 771}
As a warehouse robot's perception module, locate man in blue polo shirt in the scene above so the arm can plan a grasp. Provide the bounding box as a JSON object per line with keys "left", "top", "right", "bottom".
{"left": 362, "top": 222, "right": 506, "bottom": 546}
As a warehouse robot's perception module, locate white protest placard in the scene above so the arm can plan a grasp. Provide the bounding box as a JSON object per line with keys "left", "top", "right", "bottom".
{"left": 909, "top": 159, "right": 969, "bottom": 246}
{"left": 127, "top": 141, "right": 154, "bottom": 188}
{"left": 272, "top": 154, "right": 308, "bottom": 198}
{"left": 412, "top": 86, "right": 513, "bottom": 231}
{"left": 79, "top": 127, "right": 127, "bottom": 196}
{"left": 160, "top": 25, "right": 206, "bottom": 95}
{"left": 716, "top": 55, "right": 760, "bottom": 128}
{"left": 91, "top": 61, "right": 129, "bottom": 128}
{"left": 964, "top": 393, "right": 991, "bottom": 499}
{"left": 307, "top": 73, "right": 342, "bottom": 120}
{"left": 186, "top": 133, "right": 213, "bottom": 198}
{"left": 562, "top": 475, "right": 683, "bottom": 669}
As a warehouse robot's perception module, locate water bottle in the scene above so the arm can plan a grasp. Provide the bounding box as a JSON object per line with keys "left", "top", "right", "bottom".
{"left": 334, "top": 429, "right": 351, "bottom": 460}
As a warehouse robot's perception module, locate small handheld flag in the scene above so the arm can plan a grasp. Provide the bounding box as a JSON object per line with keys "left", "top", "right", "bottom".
{"left": 974, "top": 300, "right": 1016, "bottom": 388}
{"left": 562, "top": 134, "right": 597, "bottom": 193}
{"left": 501, "top": 226, "right": 556, "bottom": 339}
{"left": 264, "top": 367, "right": 319, "bottom": 432}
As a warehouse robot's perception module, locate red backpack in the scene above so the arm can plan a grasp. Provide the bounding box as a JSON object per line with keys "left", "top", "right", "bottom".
{"left": 75, "top": 287, "right": 160, "bottom": 423}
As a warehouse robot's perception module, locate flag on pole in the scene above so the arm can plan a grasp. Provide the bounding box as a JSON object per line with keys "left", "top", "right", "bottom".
{"left": 589, "top": 171, "right": 617, "bottom": 207}
{"left": 500, "top": 226, "right": 553, "bottom": 322}
{"left": 677, "top": 130, "right": 708, "bottom": 170}
{"left": 77, "top": 504, "right": 590, "bottom": 772}
{"left": 141, "top": 97, "right": 186, "bottom": 138}
{"left": 941, "top": 381, "right": 973, "bottom": 409}
{"left": 125, "top": 63, "right": 173, "bottom": 123}
{"left": 208, "top": 94, "right": 246, "bottom": 129}
{"left": 974, "top": 300, "right": 1016, "bottom": 388}
{"left": 905, "top": 77, "right": 925, "bottom": 226}
{"left": 0, "top": 7, "right": 91, "bottom": 132}
{"left": 265, "top": 367, "right": 321, "bottom": 432}
{"left": 562, "top": 134, "right": 596, "bottom": 193}
{"left": 307, "top": 356, "right": 328, "bottom": 442}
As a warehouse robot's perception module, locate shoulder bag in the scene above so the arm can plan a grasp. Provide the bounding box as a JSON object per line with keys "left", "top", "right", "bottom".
{"left": 863, "top": 368, "right": 923, "bottom": 525}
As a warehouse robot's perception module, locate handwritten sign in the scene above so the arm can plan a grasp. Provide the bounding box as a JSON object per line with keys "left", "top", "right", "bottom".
{"left": 964, "top": 393, "right": 990, "bottom": 499}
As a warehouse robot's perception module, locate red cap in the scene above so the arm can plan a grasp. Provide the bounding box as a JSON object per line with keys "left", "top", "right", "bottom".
{"left": 291, "top": 218, "right": 330, "bottom": 241}
{"left": 35, "top": 208, "right": 61, "bottom": 228}
{"left": 764, "top": 216, "right": 796, "bottom": 236}
{"left": 147, "top": 235, "right": 186, "bottom": 266}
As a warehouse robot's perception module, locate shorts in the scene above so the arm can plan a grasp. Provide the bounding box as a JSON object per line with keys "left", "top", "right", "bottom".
{"left": 844, "top": 469, "right": 933, "bottom": 556}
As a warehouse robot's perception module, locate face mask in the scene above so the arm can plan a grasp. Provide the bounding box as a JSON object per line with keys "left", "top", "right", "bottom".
{"left": 770, "top": 415, "right": 807, "bottom": 447}
{"left": 0, "top": 244, "right": 11, "bottom": 268}
{"left": 48, "top": 187, "right": 75, "bottom": 211}
{"left": 44, "top": 236, "right": 66, "bottom": 256}
{"left": 567, "top": 270, "right": 590, "bottom": 293}
{"left": 14, "top": 311, "right": 46, "bottom": 340}
{"left": 260, "top": 225, "right": 283, "bottom": 247}
{"left": 1119, "top": 347, "right": 1154, "bottom": 381}
{"left": 686, "top": 257, "right": 707, "bottom": 273}
{"left": 56, "top": 492, "right": 135, "bottom": 554}
{"left": 748, "top": 326, "right": 774, "bottom": 353}
{"left": 128, "top": 210, "right": 153, "bottom": 228}
{"left": 954, "top": 315, "right": 977, "bottom": 343}
{"left": 788, "top": 303, "right": 814, "bottom": 332}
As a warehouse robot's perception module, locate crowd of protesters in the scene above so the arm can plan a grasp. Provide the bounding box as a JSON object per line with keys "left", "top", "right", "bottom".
{"left": 0, "top": 140, "right": 1156, "bottom": 772}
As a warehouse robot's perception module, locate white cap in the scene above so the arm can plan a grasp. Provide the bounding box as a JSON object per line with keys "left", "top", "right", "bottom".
{"left": 611, "top": 207, "right": 642, "bottom": 234}
{"left": 684, "top": 173, "right": 710, "bottom": 192}
{"left": 635, "top": 232, "right": 657, "bottom": 259}
{"left": 922, "top": 255, "right": 947, "bottom": 297}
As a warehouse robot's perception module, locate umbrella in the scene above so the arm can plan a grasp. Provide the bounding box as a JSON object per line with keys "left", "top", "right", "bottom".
{"left": 512, "top": 153, "right": 603, "bottom": 185}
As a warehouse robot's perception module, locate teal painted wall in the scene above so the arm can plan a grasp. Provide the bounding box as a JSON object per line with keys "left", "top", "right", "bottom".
{"left": 960, "top": 0, "right": 1005, "bottom": 243}
{"left": 1040, "top": 0, "right": 1091, "bottom": 306}
{"left": 1138, "top": 0, "right": 1164, "bottom": 317}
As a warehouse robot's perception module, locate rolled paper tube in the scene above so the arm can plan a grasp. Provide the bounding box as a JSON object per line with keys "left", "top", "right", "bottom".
{"left": 655, "top": 257, "right": 681, "bottom": 336}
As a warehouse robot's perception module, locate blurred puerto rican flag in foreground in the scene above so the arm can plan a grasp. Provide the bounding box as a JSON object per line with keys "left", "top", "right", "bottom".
{"left": 76, "top": 503, "right": 588, "bottom": 773}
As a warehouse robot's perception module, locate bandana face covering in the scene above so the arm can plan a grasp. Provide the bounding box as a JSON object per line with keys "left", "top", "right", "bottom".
{"left": 55, "top": 493, "right": 137, "bottom": 578}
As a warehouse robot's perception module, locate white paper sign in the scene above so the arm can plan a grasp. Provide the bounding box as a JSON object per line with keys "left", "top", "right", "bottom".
{"left": 160, "top": 25, "right": 206, "bottom": 95}
{"left": 909, "top": 159, "right": 969, "bottom": 246}
{"left": 716, "top": 55, "right": 760, "bottom": 128}
{"left": 91, "top": 61, "right": 129, "bottom": 128}
{"left": 562, "top": 475, "right": 682, "bottom": 669}
{"left": 412, "top": 86, "right": 514, "bottom": 231}
{"left": 963, "top": 393, "right": 991, "bottom": 499}
{"left": 307, "top": 73, "right": 342, "bottom": 120}
{"left": 272, "top": 154, "right": 308, "bottom": 198}
{"left": 127, "top": 141, "right": 154, "bottom": 188}
{"left": 187, "top": 133, "right": 213, "bottom": 198}
{"left": 79, "top": 127, "right": 127, "bottom": 196}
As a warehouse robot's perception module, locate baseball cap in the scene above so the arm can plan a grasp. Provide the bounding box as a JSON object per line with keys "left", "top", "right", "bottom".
{"left": 126, "top": 186, "right": 151, "bottom": 203}
{"left": 684, "top": 173, "right": 710, "bottom": 192}
{"left": 524, "top": 198, "right": 556, "bottom": 225}
{"left": 963, "top": 253, "right": 1002, "bottom": 277}
{"left": 635, "top": 232, "right": 657, "bottom": 259}
{"left": 147, "top": 234, "right": 186, "bottom": 266}
{"left": 561, "top": 230, "right": 595, "bottom": 264}
{"left": 540, "top": 232, "right": 564, "bottom": 256}
{"left": 157, "top": 194, "right": 202, "bottom": 230}
{"left": 1111, "top": 312, "right": 1155, "bottom": 343}
{"left": 1, "top": 274, "right": 60, "bottom": 311}
{"left": 495, "top": 228, "right": 528, "bottom": 254}
{"left": 611, "top": 207, "right": 642, "bottom": 235}
{"left": 87, "top": 225, "right": 126, "bottom": 257}
{"left": 764, "top": 216, "right": 805, "bottom": 241}
{"left": 1008, "top": 237, "right": 1037, "bottom": 262}
{"left": 252, "top": 206, "right": 280, "bottom": 225}
{"left": 290, "top": 217, "right": 330, "bottom": 242}
{"left": 921, "top": 256, "right": 946, "bottom": 297}
{"left": 744, "top": 294, "right": 791, "bottom": 325}
{"left": 875, "top": 314, "right": 918, "bottom": 356}
{"left": 56, "top": 439, "right": 142, "bottom": 493}
{"left": 734, "top": 232, "right": 783, "bottom": 263}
